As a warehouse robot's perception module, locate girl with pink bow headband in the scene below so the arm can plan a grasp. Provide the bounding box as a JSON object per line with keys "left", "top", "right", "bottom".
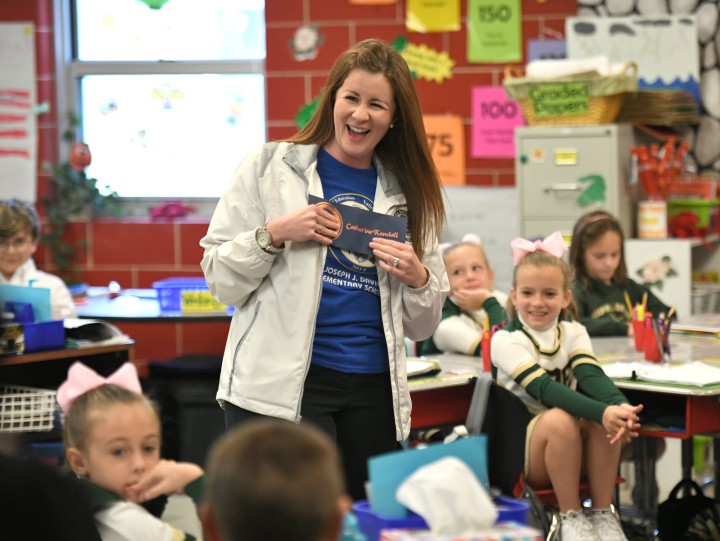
{"left": 59, "top": 362, "right": 204, "bottom": 540}
{"left": 490, "top": 231, "right": 642, "bottom": 541}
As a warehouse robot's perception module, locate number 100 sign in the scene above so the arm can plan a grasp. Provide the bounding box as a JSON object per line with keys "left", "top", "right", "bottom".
{"left": 471, "top": 86, "right": 524, "bottom": 158}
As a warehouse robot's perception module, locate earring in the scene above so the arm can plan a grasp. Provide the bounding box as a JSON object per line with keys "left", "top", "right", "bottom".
{"left": 390, "top": 123, "right": 395, "bottom": 128}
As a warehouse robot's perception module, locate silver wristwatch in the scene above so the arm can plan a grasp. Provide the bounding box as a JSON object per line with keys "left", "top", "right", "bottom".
{"left": 255, "top": 226, "right": 283, "bottom": 254}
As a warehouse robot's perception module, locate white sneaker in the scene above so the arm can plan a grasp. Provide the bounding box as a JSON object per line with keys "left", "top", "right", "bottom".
{"left": 560, "top": 509, "right": 600, "bottom": 541}
{"left": 587, "top": 508, "right": 627, "bottom": 541}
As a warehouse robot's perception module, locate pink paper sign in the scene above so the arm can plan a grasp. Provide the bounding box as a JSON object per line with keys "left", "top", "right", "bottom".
{"left": 471, "top": 86, "right": 524, "bottom": 158}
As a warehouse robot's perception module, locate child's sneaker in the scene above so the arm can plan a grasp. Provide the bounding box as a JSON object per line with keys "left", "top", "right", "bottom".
{"left": 559, "top": 509, "right": 600, "bottom": 541}
{"left": 586, "top": 508, "right": 628, "bottom": 540}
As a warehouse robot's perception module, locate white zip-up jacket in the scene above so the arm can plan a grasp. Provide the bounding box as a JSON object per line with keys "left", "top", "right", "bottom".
{"left": 200, "top": 142, "right": 449, "bottom": 440}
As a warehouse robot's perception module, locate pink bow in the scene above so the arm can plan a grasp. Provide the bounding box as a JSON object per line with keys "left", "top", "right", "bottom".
{"left": 439, "top": 233, "right": 482, "bottom": 258}
{"left": 57, "top": 362, "right": 142, "bottom": 413}
{"left": 510, "top": 231, "right": 567, "bottom": 266}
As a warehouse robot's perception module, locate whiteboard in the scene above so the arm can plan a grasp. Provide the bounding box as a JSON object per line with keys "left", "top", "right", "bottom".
{"left": 0, "top": 23, "right": 37, "bottom": 202}
{"left": 442, "top": 186, "right": 518, "bottom": 294}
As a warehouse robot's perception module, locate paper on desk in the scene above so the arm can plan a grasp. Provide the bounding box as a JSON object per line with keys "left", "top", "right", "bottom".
{"left": 406, "top": 358, "right": 441, "bottom": 378}
{"left": 64, "top": 318, "right": 131, "bottom": 348}
{"left": 602, "top": 360, "right": 720, "bottom": 386}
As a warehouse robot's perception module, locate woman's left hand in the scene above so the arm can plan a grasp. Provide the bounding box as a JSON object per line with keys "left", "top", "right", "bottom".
{"left": 370, "top": 237, "right": 428, "bottom": 289}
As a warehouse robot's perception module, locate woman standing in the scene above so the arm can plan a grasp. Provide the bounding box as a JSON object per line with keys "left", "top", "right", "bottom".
{"left": 200, "top": 39, "right": 448, "bottom": 499}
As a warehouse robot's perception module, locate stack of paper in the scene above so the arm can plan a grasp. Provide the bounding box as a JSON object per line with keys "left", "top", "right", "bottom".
{"left": 602, "top": 360, "right": 720, "bottom": 387}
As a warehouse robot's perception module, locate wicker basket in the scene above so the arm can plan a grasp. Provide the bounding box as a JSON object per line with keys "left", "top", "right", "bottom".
{"left": 503, "top": 62, "right": 638, "bottom": 127}
{"left": 0, "top": 385, "right": 58, "bottom": 433}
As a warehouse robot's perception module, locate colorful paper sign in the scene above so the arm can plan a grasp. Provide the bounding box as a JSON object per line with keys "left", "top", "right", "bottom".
{"left": 467, "top": 0, "right": 521, "bottom": 63}
{"left": 406, "top": 0, "right": 460, "bottom": 33}
{"left": 471, "top": 86, "right": 524, "bottom": 158}
{"left": 400, "top": 42, "right": 455, "bottom": 83}
{"left": 423, "top": 115, "right": 465, "bottom": 186}
{"left": 527, "top": 39, "right": 566, "bottom": 61}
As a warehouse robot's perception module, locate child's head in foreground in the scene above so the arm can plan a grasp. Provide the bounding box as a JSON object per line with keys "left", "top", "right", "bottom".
{"left": 201, "top": 419, "right": 350, "bottom": 541}
{"left": 569, "top": 210, "right": 628, "bottom": 289}
{"left": 59, "top": 362, "right": 161, "bottom": 503}
{"left": 509, "top": 231, "right": 576, "bottom": 330}
{"left": 0, "top": 199, "right": 41, "bottom": 279}
{"left": 441, "top": 234, "right": 495, "bottom": 295}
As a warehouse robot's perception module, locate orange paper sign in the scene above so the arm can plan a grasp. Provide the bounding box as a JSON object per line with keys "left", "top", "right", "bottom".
{"left": 423, "top": 115, "right": 465, "bottom": 186}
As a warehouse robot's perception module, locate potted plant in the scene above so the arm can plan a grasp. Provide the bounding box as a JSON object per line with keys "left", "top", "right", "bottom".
{"left": 41, "top": 113, "right": 120, "bottom": 283}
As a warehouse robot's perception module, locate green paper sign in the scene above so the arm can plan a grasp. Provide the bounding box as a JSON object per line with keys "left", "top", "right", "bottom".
{"left": 529, "top": 82, "right": 590, "bottom": 118}
{"left": 467, "top": 0, "right": 521, "bottom": 63}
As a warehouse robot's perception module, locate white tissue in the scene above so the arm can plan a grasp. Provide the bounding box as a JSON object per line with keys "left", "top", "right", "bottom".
{"left": 396, "top": 456, "right": 498, "bottom": 534}
{"left": 526, "top": 55, "right": 611, "bottom": 78}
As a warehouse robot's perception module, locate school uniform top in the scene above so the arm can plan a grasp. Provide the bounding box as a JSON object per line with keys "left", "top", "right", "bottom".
{"left": 490, "top": 316, "right": 628, "bottom": 425}
{"left": 572, "top": 277, "right": 671, "bottom": 337}
{"left": 74, "top": 476, "right": 204, "bottom": 541}
{"left": 421, "top": 291, "right": 508, "bottom": 356}
{"left": 0, "top": 258, "right": 76, "bottom": 320}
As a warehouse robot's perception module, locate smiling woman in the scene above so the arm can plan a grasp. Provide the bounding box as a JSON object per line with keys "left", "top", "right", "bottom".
{"left": 200, "top": 38, "right": 448, "bottom": 501}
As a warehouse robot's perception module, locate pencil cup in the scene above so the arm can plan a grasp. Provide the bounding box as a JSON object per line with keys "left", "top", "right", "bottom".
{"left": 632, "top": 320, "right": 645, "bottom": 352}
{"left": 643, "top": 328, "right": 662, "bottom": 363}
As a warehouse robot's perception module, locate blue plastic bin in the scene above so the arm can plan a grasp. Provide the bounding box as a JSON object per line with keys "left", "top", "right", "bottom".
{"left": 353, "top": 496, "right": 530, "bottom": 541}
{"left": 23, "top": 320, "right": 65, "bottom": 353}
{"left": 152, "top": 277, "right": 231, "bottom": 316}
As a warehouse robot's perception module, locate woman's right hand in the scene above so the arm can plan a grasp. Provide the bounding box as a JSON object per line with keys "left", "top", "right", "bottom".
{"left": 266, "top": 204, "right": 340, "bottom": 247}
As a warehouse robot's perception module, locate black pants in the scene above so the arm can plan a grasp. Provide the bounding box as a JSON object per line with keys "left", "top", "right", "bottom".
{"left": 224, "top": 364, "right": 398, "bottom": 501}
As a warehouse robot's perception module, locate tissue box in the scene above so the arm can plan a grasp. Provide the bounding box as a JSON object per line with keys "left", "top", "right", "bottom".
{"left": 380, "top": 523, "right": 543, "bottom": 541}
{"left": 354, "top": 497, "right": 531, "bottom": 541}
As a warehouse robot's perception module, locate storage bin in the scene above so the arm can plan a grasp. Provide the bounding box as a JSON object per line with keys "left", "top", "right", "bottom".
{"left": 152, "top": 277, "right": 229, "bottom": 316}
{"left": 502, "top": 63, "right": 637, "bottom": 127}
{"left": 353, "top": 496, "right": 530, "bottom": 541}
{"left": 0, "top": 385, "right": 58, "bottom": 433}
{"left": 667, "top": 199, "right": 720, "bottom": 233}
{"left": 0, "top": 320, "right": 65, "bottom": 355}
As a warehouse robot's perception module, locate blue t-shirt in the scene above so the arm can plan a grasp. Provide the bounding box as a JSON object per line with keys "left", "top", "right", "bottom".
{"left": 311, "top": 148, "right": 389, "bottom": 374}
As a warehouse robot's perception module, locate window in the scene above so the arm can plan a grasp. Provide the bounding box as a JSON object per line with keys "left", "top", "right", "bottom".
{"left": 56, "top": 0, "right": 266, "bottom": 205}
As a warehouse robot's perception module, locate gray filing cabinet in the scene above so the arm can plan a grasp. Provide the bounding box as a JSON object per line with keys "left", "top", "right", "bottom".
{"left": 515, "top": 124, "right": 635, "bottom": 240}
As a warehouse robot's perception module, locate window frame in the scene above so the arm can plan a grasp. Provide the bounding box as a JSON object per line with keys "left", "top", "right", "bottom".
{"left": 53, "top": 0, "right": 267, "bottom": 217}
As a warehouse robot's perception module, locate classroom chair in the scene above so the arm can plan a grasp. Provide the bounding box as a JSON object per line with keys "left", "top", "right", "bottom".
{"left": 465, "top": 377, "right": 623, "bottom": 540}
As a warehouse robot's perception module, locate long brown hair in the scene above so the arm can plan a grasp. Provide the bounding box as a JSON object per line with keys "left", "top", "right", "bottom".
{"left": 569, "top": 210, "right": 628, "bottom": 290}
{"left": 285, "top": 39, "right": 445, "bottom": 259}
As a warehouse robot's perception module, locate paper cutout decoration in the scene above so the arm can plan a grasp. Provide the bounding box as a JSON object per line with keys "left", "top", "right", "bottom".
{"left": 400, "top": 42, "right": 455, "bottom": 83}
{"left": 576, "top": 174, "right": 606, "bottom": 206}
{"left": 290, "top": 25, "right": 323, "bottom": 61}
{"left": 406, "top": 0, "right": 460, "bottom": 33}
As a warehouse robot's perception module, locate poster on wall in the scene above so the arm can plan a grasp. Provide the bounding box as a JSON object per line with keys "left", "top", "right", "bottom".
{"left": 471, "top": 86, "right": 524, "bottom": 158}
{"left": 406, "top": 0, "right": 461, "bottom": 33}
{"left": 423, "top": 115, "right": 465, "bottom": 186}
{"left": 0, "top": 23, "right": 36, "bottom": 202}
{"left": 527, "top": 39, "right": 566, "bottom": 61}
{"left": 566, "top": 15, "right": 700, "bottom": 104}
{"left": 467, "top": 0, "right": 521, "bottom": 63}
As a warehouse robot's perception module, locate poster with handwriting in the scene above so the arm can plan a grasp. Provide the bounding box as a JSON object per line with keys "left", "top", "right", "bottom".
{"left": 0, "top": 23, "right": 36, "bottom": 202}
{"left": 467, "top": 0, "right": 521, "bottom": 63}
{"left": 423, "top": 115, "right": 465, "bottom": 185}
{"left": 471, "top": 86, "right": 524, "bottom": 158}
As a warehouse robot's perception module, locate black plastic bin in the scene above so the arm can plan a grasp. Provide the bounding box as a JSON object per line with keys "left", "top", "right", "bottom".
{"left": 143, "top": 355, "right": 225, "bottom": 467}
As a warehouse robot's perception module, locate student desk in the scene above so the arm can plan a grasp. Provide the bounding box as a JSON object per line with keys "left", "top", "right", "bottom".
{"left": 593, "top": 334, "right": 720, "bottom": 523}
{"left": 0, "top": 340, "right": 136, "bottom": 389}
{"left": 408, "top": 354, "right": 482, "bottom": 430}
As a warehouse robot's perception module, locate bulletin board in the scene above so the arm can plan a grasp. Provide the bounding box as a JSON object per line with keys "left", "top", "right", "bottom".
{"left": 0, "top": 23, "right": 37, "bottom": 202}
{"left": 442, "top": 186, "right": 518, "bottom": 294}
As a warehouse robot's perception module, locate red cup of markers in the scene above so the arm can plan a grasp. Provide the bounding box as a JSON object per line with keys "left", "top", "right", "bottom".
{"left": 643, "top": 327, "right": 662, "bottom": 363}
{"left": 632, "top": 320, "right": 645, "bottom": 352}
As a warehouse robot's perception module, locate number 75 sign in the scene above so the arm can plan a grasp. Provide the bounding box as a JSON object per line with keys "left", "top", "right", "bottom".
{"left": 471, "top": 86, "right": 524, "bottom": 158}
{"left": 423, "top": 115, "right": 466, "bottom": 186}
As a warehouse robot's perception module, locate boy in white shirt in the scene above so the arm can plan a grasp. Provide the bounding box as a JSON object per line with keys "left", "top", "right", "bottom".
{"left": 0, "top": 199, "right": 76, "bottom": 319}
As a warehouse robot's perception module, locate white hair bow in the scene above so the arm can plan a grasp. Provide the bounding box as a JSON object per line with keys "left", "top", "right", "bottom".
{"left": 439, "top": 233, "right": 482, "bottom": 258}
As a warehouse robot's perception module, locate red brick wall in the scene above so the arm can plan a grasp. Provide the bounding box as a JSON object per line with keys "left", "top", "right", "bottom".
{"left": 0, "top": 0, "right": 577, "bottom": 368}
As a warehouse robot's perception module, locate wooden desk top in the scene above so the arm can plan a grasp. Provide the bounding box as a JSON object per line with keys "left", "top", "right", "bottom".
{"left": 0, "top": 341, "right": 135, "bottom": 367}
